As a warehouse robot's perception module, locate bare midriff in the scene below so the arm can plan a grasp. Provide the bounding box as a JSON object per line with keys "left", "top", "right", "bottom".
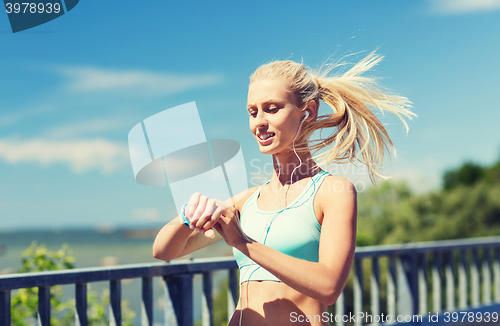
{"left": 229, "top": 281, "right": 328, "bottom": 326}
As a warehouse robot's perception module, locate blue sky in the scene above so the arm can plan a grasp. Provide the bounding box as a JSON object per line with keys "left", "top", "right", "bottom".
{"left": 1, "top": 0, "right": 499, "bottom": 230}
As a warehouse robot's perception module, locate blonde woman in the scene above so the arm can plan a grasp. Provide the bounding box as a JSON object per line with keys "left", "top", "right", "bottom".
{"left": 153, "top": 51, "right": 415, "bottom": 326}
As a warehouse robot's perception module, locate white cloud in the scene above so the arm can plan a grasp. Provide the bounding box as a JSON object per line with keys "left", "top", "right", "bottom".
{"left": 0, "top": 112, "right": 21, "bottom": 127}
{"left": 0, "top": 138, "right": 129, "bottom": 174}
{"left": 429, "top": 0, "right": 500, "bottom": 14}
{"left": 389, "top": 167, "right": 441, "bottom": 194}
{"left": 0, "top": 105, "right": 54, "bottom": 128}
{"left": 56, "top": 66, "right": 223, "bottom": 96}
{"left": 321, "top": 162, "right": 440, "bottom": 194}
{"left": 44, "top": 118, "right": 131, "bottom": 138}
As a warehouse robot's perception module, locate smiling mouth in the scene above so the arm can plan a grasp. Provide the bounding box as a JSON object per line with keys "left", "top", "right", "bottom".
{"left": 258, "top": 133, "right": 275, "bottom": 140}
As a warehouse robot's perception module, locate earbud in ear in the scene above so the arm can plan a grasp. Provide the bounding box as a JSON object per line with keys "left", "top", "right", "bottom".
{"left": 301, "top": 111, "right": 309, "bottom": 123}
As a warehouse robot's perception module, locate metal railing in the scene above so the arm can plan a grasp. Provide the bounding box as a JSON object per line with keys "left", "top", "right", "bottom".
{"left": 340, "top": 236, "right": 500, "bottom": 326}
{"left": 1, "top": 236, "right": 500, "bottom": 326}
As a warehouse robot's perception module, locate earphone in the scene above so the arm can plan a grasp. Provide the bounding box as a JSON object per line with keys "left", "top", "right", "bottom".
{"left": 301, "top": 111, "right": 309, "bottom": 123}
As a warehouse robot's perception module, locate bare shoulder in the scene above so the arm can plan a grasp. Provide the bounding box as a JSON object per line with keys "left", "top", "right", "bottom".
{"left": 319, "top": 175, "right": 357, "bottom": 196}
{"left": 230, "top": 186, "right": 260, "bottom": 213}
{"left": 317, "top": 175, "right": 357, "bottom": 216}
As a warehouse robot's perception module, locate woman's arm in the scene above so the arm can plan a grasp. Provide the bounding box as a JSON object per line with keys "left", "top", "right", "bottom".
{"left": 152, "top": 215, "right": 222, "bottom": 261}
{"left": 215, "top": 176, "right": 357, "bottom": 305}
{"left": 152, "top": 188, "right": 257, "bottom": 261}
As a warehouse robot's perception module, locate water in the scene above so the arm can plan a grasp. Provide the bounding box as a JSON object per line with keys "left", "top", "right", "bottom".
{"left": 0, "top": 228, "right": 234, "bottom": 325}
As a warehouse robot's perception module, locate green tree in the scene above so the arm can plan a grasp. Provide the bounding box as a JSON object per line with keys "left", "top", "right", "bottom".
{"left": 443, "top": 161, "right": 484, "bottom": 190}
{"left": 212, "top": 280, "right": 229, "bottom": 326}
{"left": 11, "top": 242, "right": 75, "bottom": 326}
{"left": 356, "top": 157, "right": 500, "bottom": 245}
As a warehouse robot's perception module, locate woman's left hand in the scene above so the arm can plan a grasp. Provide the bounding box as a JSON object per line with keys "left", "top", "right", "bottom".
{"left": 212, "top": 206, "right": 252, "bottom": 248}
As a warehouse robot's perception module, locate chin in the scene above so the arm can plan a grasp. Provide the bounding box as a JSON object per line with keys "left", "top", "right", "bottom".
{"left": 258, "top": 145, "right": 276, "bottom": 155}
{"left": 259, "top": 148, "right": 274, "bottom": 155}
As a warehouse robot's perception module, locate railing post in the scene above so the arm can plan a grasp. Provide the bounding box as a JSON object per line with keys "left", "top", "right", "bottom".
{"left": 495, "top": 246, "right": 500, "bottom": 303}
{"left": 418, "top": 253, "right": 428, "bottom": 316}
{"left": 228, "top": 269, "right": 238, "bottom": 320}
{"left": 75, "top": 283, "right": 88, "bottom": 326}
{"left": 432, "top": 251, "right": 442, "bottom": 312}
{"left": 410, "top": 252, "right": 419, "bottom": 315}
{"left": 471, "top": 248, "right": 480, "bottom": 307}
{"left": 335, "top": 290, "right": 345, "bottom": 326}
{"left": 482, "top": 247, "right": 492, "bottom": 305}
{"left": 0, "top": 290, "right": 10, "bottom": 326}
{"left": 354, "top": 257, "right": 363, "bottom": 326}
{"left": 387, "top": 256, "right": 397, "bottom": 321}
{"left": 458, "top": 250, "right": 468, "bottom": 309}
{"left": 166, "top": 274, "right": 193, "bottom": 326}
{"left": 162, "top": 276, "right": 176, "bottom": 326}
{"left": 445, "top": 250, "right": 455, "bottom": 311}
{"left": 399, "top": 253, "right": 418, "bottom": 316}
{"left": 38, "top": 286, "right": 51, "bottom": 326}
{"left": 142, "top": 277, "right": 153, "bottom": 326}
{"left": 370, "top": 257, "right": 380, "bottom": 325}
{"left": 201, "top": 272, "right": 213, "bottom": 326}
{"left": 110, "top": 279, "right": 122, "bottom": 326}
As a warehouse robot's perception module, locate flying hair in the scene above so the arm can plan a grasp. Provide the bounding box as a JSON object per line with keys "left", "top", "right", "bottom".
{"left": 249, "top": 50, "right": 416, "bottom": 183}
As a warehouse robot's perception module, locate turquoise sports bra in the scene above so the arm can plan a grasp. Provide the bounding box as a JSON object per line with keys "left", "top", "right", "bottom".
{"left": 232, "top": 171, "right": 330, "bottom": 284}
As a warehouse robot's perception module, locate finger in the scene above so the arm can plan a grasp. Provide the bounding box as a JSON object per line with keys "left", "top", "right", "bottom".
{"left": 185, "top": 192, "right": 201, "bottom": 221}
{"left": 216, "top": 212, "right": 232, "bottom": 226}
{"left": 191, "top": 195, "right": 208, "bottom": 223}
{"left": 219, "top": 205, "right": 236, "bottom": 222}
{"left": 204, "top": 228, "right": 215, "bottom": 238}
{"left": 224, "top": 205, "right": 236, "bottom": 217}
{"left": 194, "top": 198, "right": 216, "bottom": 229}
{"left": 202, "top": 205, "right": 223, "bottom": 231}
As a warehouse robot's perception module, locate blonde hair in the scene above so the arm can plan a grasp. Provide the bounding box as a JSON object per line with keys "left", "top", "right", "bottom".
{"left": 250, "top": 51, "right": 416, "bottom": 182}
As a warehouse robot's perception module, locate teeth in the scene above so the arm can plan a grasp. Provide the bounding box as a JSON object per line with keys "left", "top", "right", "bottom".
{"left": 259, "top": 133, "right": 274, "bottom": 140}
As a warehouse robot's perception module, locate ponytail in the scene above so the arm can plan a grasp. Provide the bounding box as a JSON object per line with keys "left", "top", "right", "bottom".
{"left": 250, "top": 51, "right": 416, "bottom": 182}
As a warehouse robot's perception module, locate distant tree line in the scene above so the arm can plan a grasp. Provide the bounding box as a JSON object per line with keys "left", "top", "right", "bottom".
{"left": 356, "top": 157, "right": 500, "bottom": 246}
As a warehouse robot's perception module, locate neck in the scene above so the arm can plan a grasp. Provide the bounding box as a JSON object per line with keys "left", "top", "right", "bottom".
{"left": 271, "top": 151, "right": 319, "bottom": 186}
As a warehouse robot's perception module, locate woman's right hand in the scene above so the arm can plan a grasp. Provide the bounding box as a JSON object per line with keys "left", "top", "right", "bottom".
{"left": 184, "top": 192, "right": 229, "bottom": 238}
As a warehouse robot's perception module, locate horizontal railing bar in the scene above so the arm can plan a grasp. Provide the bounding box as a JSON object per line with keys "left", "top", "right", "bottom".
{"left": 0, "top": 257, "right": 237, "bottom": 290}
{"left": 354, "top": 236, "right": 500, "bottom": 258}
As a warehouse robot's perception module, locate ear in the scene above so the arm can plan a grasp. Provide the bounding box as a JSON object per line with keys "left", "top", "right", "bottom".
{"left": 304, "top": 99, "right": 318, "bottom": 120}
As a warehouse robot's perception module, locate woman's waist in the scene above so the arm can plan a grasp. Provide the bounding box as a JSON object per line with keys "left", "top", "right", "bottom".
{"left": 237, "top": 281, "right": 327, "bottom": 322}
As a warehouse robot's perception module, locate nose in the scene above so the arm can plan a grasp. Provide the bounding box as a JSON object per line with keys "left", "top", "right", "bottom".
{"left": 254, "top": 111, "right": 268, "bottom": 128}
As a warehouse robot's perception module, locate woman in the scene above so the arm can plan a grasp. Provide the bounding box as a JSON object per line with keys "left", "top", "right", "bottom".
{"left": 153, "top": 51, "right": 415, "bottom": 325}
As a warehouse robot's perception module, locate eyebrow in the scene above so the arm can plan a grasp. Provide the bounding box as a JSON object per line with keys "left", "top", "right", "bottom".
{"left": 247, "top": 100, "right": 286, "bottom": 110}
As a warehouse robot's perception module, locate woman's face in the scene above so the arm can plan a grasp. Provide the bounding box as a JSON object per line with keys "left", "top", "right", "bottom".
{"left": 247, "top": 79, "right": 304, "bottom": 156}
